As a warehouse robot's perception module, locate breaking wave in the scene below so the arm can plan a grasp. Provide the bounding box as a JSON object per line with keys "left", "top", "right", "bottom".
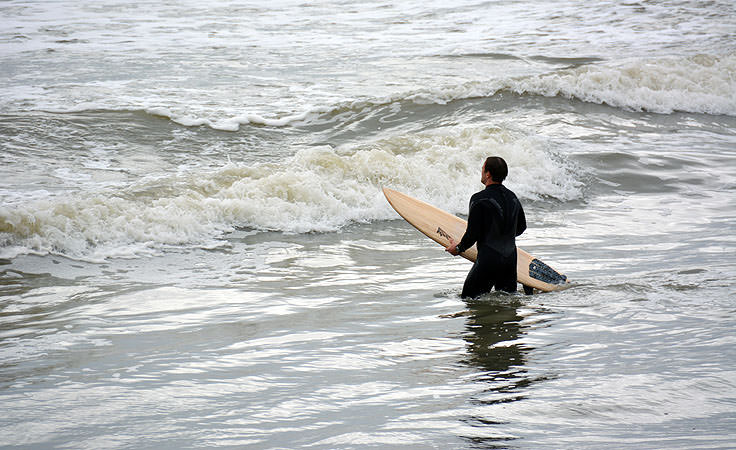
{"left": 132, "top": 53, "right": 736, "bottom": 129}
{"left": 392, "top": 53, "right": 736, "bottom": 116}
{"left": 0, "top": 126, "right": 581, "bottom": 260}
{"left": 8, "top": 54, "right": 733, "bottom": 133}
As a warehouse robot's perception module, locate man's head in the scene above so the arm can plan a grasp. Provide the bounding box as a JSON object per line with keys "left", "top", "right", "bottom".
{"left": 481, "top": 156, "right": 508, "bottom": 185}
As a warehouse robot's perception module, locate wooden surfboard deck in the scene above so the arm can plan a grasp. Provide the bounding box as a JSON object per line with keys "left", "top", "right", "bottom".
{"left": 382, "top": 187, "right": 570, "bottom": 293}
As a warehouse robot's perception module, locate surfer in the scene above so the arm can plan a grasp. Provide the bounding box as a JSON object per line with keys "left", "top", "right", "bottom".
{"left": 445, "top": 156, "right": 527, "bottom": 297}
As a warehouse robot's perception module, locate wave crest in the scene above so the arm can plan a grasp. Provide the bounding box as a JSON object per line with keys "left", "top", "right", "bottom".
{"left": 146, "top": 53, "right": 736, "bottom": 130}
{"left": 506, "top": 53, "right": 736, "bottom": 115}
{"left": 17, "top": 54, "right": 734, "bottom": 133}
{"left": 0, "top": 126, "right": 581, "bottom": 260}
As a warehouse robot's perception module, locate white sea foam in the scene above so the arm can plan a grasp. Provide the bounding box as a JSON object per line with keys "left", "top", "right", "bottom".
{"left": 140, "top": 54, "right": 736, "bottom": 129}
{"left": 412, "top": 53, "right": 736, "bottom": 116}
{"left": 6, "top": 53, "right": 732, "bottom": 133}
{"left": 173, "top": 53, "right": 734, "bottom": 128}
{"left": 144, "top": 107, "right": 330, "bottom": 131}
{"left": 508, "top": 53, "right": 736, "bottom": 115}
{"left": 0, "top": 126, "right": 580, "bottom": 260}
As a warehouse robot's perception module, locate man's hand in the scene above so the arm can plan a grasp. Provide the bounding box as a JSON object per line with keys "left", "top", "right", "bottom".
{"left": 445, "top": 238, "right": 460, "bottom": 256}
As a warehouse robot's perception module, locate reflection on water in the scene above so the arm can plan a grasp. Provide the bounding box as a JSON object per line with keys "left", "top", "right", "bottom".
{"left": 461, "top": 296, "right": 541, "bottom": 448}
{"left": 464, "top": 298, "right": 527, "bottom": 373}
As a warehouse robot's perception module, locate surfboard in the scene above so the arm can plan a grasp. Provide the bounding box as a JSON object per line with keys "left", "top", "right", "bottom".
{"left": 382, "top": 187, "right": 569, "bottom": 293}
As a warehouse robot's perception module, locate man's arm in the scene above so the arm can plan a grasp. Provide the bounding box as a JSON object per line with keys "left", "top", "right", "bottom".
{"left": 446, "top": 201, "right": 481, "bottom": 255}
{"left": 516, "top": 202, "right": 527, "bottom": 236}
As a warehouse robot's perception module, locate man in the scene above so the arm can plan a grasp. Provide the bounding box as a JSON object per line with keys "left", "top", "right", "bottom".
{"left": 446, "top": 156, "right": 526, "bottom": 298}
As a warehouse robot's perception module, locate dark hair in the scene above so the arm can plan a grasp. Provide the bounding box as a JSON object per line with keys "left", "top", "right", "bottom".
{"left": 484, "top": 156, "right": 508, "bottom": 183}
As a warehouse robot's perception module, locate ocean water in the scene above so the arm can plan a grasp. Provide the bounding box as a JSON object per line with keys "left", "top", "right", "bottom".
{"left": 1, "top": 1, "right": 735, "bottom": 448}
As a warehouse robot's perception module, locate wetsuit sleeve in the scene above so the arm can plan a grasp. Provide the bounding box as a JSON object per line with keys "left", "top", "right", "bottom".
{"left": 516, "top": 202, "right": 527, "bottom": 236}
{"left": 455, "top": 200, "right": 482, "bottom": 254}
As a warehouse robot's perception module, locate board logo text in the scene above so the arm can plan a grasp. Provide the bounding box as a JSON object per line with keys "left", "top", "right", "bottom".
{"left": 436, "top": 227, "right": 452, "bottom": 240}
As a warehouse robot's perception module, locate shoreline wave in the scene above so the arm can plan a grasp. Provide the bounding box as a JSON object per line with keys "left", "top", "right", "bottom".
{"left": 0, "top": 126, "right": 581, "bottom": 260}
{"left": 17, "top": 53, "right": 736, "bottom": 132}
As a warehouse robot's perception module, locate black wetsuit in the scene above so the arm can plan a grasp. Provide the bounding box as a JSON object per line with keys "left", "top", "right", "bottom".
{"left": 454, "top": 184, "right": 526, "bottom": 298}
